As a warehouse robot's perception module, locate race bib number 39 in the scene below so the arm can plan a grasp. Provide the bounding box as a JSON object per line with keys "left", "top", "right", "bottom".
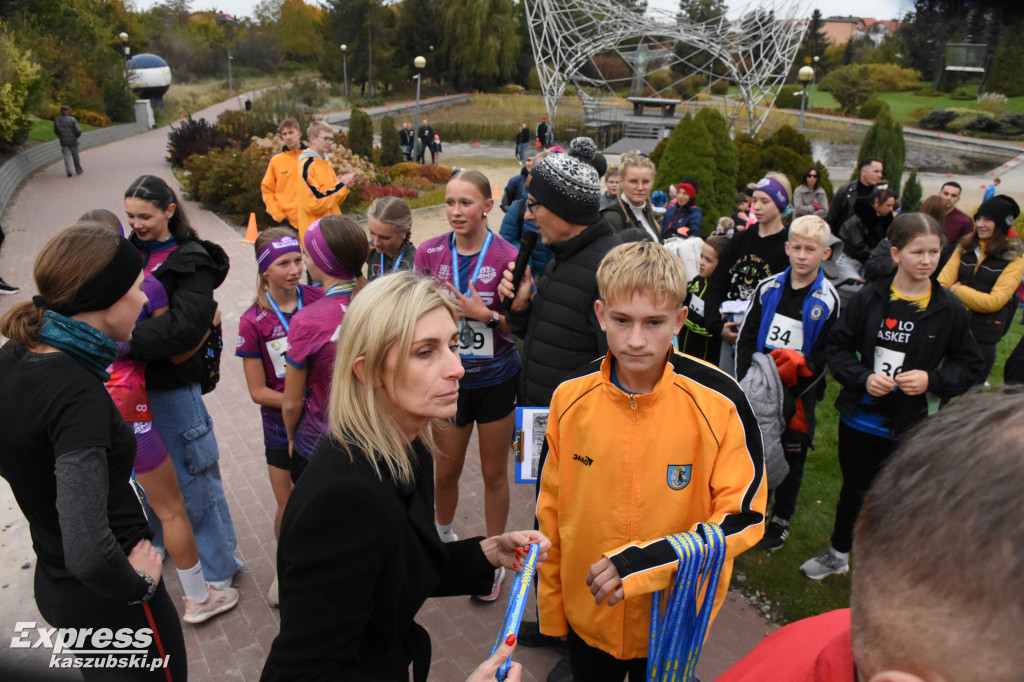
{"left": 873, "top": 346, "right": 905, "bottom": 379}
{"left": 765, "top": 314, "right": 803, "bottom": 352}
{"left": 458, "top": 320, "right": 494, "bottom": 359}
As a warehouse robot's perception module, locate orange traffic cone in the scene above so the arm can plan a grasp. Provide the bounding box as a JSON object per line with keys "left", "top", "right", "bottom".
{"left": 243, "top": 212, "right": 258, "bottom": 243}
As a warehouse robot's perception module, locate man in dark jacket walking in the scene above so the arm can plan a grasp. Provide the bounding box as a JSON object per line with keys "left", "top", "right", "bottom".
{"left": 827, "top": 157, "right": 883, "bottom": 231}
{"left": 53, "top": 105, "right": 83, "bottom": 177}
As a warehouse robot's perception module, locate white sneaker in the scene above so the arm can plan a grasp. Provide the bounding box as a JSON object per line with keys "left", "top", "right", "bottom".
{"left": 266, "top": 575, "right": 279, "bottom": 608}
{"left": 799, "top": 548, "right": 849, "bottom": 580}
{"left": 472, "top": 567, "right": 505, "bottom": 603}
{"left": 183, "top": 583, "right": 239, "bottom": 624}
{"left": 438, "top": 528, "right": 458, "bottom": 543}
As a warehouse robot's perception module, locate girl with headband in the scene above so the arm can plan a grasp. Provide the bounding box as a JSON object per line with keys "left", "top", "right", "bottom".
{"left": 236, "top": 227, "right": 324, "bottom": 606}
{"left": 82, "top": 210, "right": 239, "bottom": 625}
{"left": 261, "top": 271, "right": 549, "bottom": 682}
{"left": 704, "top": 172, "right": 794, "bottom": 375}
{"left": 0, "top": 224, "right": 187, "bottom": 679}
{"left": 365, "top": 196, "right": 416, "bottom": 282}
{"left": 282, "top": 215, "right": 368, "bottom": 482}
{"left": 414, "top": 169, "right": 520, "bottom": 602}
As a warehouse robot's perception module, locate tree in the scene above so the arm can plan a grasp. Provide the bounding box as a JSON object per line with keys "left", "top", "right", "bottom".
{"left": 654, "top": 114, "right": 716, "bottom": 236}
{"left": 348, "top": 107, "right": 374, "bottom": 159}
{"left": 277, "top": 0, "right": 324, "bottom": 62}
{"left": 0, "top": 23, "right": 40, "bottom": 150}
{"left": 788, "top": 9, "right": 830, "bottom": 82}
{"left": 439, "top": 0, "right": 520, "bottom": 90}
{"left": 379, "top": 115, "right": 402, "bottom": 166}
{"left": 856, "top": 109, "right": 906, "bottom": 189}
{"left": 819, "top": 64, "right": 877, "bottom": 114}
{"left": 901, "top": 170, "right": 922, "bottom": 212}
{"left": 694, "top": 107, "right": 738, "bottom": 232}
{"left": 984, "top": 22, "right": 1024, "bottom": 97}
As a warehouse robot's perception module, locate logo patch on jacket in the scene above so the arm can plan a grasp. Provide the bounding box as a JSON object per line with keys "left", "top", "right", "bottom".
{"left": 810, "top": 304, "right": 824, "bottom": 321}
{"left": 667, "top": 465, "right": 691, "bottom": 490}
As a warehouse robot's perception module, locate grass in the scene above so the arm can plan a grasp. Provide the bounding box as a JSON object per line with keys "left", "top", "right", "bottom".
{"left": 733, "top": 316, "right": 1024, "bottom": 624}
{"left": 28, "top": 117, "right": 99, "bottom": 142}
{"left": 154, "top": 70, "right": 319, "bottom": 127}
{"left": 419, "top": 94, "right": 587, "bottom": 143}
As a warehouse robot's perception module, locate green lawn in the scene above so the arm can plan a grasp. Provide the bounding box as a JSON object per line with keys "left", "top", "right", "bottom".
{"left": 28, "top": 117, "right": 99, "bottom": 142}
{"left": 877, "top": 86, "right": 1024, "bottom": 126}
{"left": 734, "top": 314, "right": 1024, "bottom": 624}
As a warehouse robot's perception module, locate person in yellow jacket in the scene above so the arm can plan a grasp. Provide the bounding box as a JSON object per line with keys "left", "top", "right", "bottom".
{"left": 296, "top": 120, "right": 356, "bottom": 244}
{"left": 537, "top": 241, "right": 766, "bottom": 680}
{"left": 260, "top": 117, "right": 305, "bottom": 230}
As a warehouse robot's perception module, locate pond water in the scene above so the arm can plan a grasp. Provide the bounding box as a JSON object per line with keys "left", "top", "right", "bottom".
{"left": 811, "top": 140, "right": 1002, "bottom": 176}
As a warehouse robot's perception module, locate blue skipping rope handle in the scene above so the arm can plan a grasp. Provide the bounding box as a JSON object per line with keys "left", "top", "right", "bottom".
{"left": 647, "top": 524, "right": 726, "bottom": 682}
{"left": 488, "top": 544, "right": 540, "bottom": 681}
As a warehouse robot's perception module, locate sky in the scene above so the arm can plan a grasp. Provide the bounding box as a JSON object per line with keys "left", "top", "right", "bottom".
{"left": 130, "top": 0, "right": 912, "bottom": 23}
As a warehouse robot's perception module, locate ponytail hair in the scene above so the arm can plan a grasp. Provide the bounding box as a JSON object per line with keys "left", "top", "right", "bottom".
{"left": 0, "top": 224, "right": 119, "bottom": 345}
{"left": 319, "top": 215, "right": 369, "bottom": 299}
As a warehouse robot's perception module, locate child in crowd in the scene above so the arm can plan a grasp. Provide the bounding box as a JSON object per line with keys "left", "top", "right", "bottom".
{"left": 88, "top": 209, "right": 239, "bottom": 624}
{"left": 260, "top": 117, "right": 305, "bottom": 230}
{"left": 716, "top": 216, "right": 735, "bottom": 237}
{"left": 283, "top": 216, "right": 368, "bottom": 482}
{"left": 538, "top": 241, "right": 766, "bottom": 680}
{"left": 432, "top": 134, "right": 442, "bottom": 165}
{"left": 731, "top": 192, "right": 751, "bottom": 228}
{"left": 679, "top": 235, "right": 729, "bottom": 362}
{"left": 236, "top": 227, "right": 324, "bottom": 606}
{"left": 800, "top": 212, "right": 983, "bottom": 580}
{"left": 296, "top": 121, "right": 357, "bottom": 242}
{"left": 736, "top": 216, "right": 840, "bottom": 551}
{"left": 600, "top": 167, "right": 620, "bottom": 211}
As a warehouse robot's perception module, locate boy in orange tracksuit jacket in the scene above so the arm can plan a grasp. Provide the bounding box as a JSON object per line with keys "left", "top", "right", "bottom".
{"left": 296, "top": 120, "right": 356, "bottom": 243}
{"left": 260, "top": 117, "right": 305, "bottom": 230}
{"left": 537, "top": 242, "right": 766, "bottom": 679}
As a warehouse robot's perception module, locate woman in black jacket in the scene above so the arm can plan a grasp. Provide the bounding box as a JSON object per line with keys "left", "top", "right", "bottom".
{"left": 800, "top": 212, "right": 983, "bottom": 581}
{"left": 599, "top": 152, "right": 659, "bottom": 241}
{"left": 124, "top": 174, "right": 241, "bottom": 587}
{"left": 261, "top": 271, "right": 549, "bottom": 682}
{"left": 837, "top": 187, "right": 896, "bottom": 265}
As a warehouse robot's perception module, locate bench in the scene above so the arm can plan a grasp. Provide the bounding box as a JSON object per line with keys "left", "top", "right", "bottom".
{"left": 627, "top": 97, "right": 682, "bottom": 117}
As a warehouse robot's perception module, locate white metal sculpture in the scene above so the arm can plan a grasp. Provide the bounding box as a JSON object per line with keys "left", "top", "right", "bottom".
{"left": 523, "top": 0, "right": 812, "bottom": 134}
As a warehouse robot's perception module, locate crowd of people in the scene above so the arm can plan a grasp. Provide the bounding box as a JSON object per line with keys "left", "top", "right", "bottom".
{"left": 1, "top": 115, "right": 1022, "bottom": 682}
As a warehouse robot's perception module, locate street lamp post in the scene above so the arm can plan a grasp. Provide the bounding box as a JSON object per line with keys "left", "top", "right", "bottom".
{"left": 797, "top": 65, "right": 814, "bottom": 133}
{"left": 809, "top": 56, "right": 819, "bottom": 110}
{"left": 413, "top": 55, "right": 425, "bottom": 162}
{"left": 118, "top": 32, "right": 130, "bottom": 94}
{"left": 340, "top": 44, "right": 349, "bottom": 106}
{"left": 227, "top": 50, "right": 233, "bottom": 93}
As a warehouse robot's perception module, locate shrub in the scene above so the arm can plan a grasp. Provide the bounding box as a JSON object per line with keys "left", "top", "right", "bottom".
{"left": 901, "top": 169, "right": 922, "bottom": 212}
{"left": 774, "top": 87, "right": 808, "bottom": 110}
{"left": 167, "top": 116, "right": 236, "bottom": 167}
{"left": 581, "top": 55, "right": 631, "bottom": 82}
{"left": 348, "top": 108, "right": 374, "bottom": 159}
{"left": 216, "top": 109, "right": 278, "bottom": 141}
{"left": 710, "top": 80, "right": 729, "bottom": 95}
{"left": 0, "top": 26, "right": 39, "bottom": 150}
{"left": 862, "top": 63, "right": 922, "bottom": 91}
{"left": 388, "top": 161, "right": 422, "bottom": 179}
{"left": 101, "top": 79, "right": 135, "bottom": 123}
{"left": 763, "top": 126, "right": 812, "bottom": 157}
{"left": 646, "top": 68, "right": 675, "bottom": 93}
{"left": 857, "top": 109, "right": 905, "bottom": 188}
{"left": 183, "top": 144, "right": 266, "bottom": 222}
{"left": 858, "top": 97, "right": 889, "bottom": 119}
{"left": 499, "top": 83, "right": 527, "bottom": 95}
{"left": 819, "top": 65, "right": 876, "bottom": 114}
{"left": 949, "top": 90, "right": 974, "bottom": 101}
{"left": 417, "top": 164, "right": 454, "bottom": 183}
{"left": 917, "top": 109, "right": 957, "bottom": 130}
{"left": 913, "top": 88, "right": 944, "bottom": 98}
{"left": 965, "top": 115, "right": 1010, "bottom": 136}
{"left": 378, "top": 116, "right": 403, "bottom": 167}
{"left": 649, "top": 136, "right": 669, "bottom": 168}
{"left": 978, "top": 92, "right": 1008, "bottom": 115}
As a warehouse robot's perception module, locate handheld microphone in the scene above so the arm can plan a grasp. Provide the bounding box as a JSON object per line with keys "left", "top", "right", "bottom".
{"left": 503, "top": 230, "right": 539, "bottom": 310}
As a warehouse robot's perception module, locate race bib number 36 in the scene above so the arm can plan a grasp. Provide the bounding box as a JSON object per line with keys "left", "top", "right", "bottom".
{"left": 458, "top": 320, "right": 494, "bottom": 359}
{"left": 765, "top": 314, "right": 803, "bottom": 352}
{"left": 873, "top": 346, "right": 905, "bottom": 379}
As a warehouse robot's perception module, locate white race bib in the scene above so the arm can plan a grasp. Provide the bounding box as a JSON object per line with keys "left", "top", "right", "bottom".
{"left": 266, "top": 337, "right": 288, "bottom": 378}
{"left": 689, "top": 294, "right": 705, "bottom": 318}
{"left": 458, "top": 320, "right": 494, "bottom": 359}
{"left": 873, "top": 346, "right": 906, "bottom": 379}
{"left": 765, "top": 314, "right": 803, "bottom": 352}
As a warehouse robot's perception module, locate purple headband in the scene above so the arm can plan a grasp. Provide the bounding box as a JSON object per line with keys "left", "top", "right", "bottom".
{"left": 257, "top": 235, "right": 301, "bottom": 274}
{"left": 754, "top": 176, "right": 790, "bottom": 213}
{"left": 304, "top": 219, "right": 356, "bottom": 280}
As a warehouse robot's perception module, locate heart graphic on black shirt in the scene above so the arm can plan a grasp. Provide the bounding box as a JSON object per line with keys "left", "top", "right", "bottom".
{"left": 884, "top": 318, "right": 898, "bottom": 329}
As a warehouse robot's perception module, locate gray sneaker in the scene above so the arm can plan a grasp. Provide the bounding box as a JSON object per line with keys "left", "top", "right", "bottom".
{"left": 799, "top": 547, "right": 849, "bottom": 580}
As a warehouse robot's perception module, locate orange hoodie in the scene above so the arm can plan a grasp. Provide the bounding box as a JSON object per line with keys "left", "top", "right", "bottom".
{"left": 260, "top": 146, "right": 304, "bottom": 228}
{"left": 296, "top": 149, "right": 350, "bottom": 243}
{"left": 537, "top": 351, "right": 766, "bottom": 660}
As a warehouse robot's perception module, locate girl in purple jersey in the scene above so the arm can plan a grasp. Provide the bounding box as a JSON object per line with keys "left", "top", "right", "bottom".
{"left": 236, "top": 227, "right": 325, "bottom": 606}
{"left": 283, "top": 216, "right": 368, "bottom": 483}
{"left": 414, "top": 169, "right": 520, "bottom": 602}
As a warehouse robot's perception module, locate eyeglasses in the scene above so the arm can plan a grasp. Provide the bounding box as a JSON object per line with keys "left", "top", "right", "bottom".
{"left": 526, "top": 200, "right": 542, "bottom": 212}
{"left": 806, "top": 173, "right": 818, "bottom": 178}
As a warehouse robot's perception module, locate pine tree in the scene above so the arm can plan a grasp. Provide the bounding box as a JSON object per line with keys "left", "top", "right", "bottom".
{"left": 856, "top": 109, "right": 905, "bottom": 189}
{"left": 348, "top": 108, "right": 374, "bottom": 159}
{"left": 379, "top": 116, "right": 402, "bottom": 166}
{"left": 654, "top": 114, "right": 717, "bottom": 236}
{"left": 984, "top": 23, "right": 1024, "bottom": 97}
{"left": 695, "top": 107, "right": 738, "bottom": 231}
{"left": 901, "top": 169, "right": 923, "bottom": 212}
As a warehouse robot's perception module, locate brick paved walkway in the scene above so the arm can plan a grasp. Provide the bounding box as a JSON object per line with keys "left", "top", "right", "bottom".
{"left": 0, "top": 94, "right": 774, "bottom": 681}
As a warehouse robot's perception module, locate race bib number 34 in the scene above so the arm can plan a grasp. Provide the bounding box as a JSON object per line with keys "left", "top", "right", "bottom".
{"left": 873, "top": 346, "right": 905, "bottom": 379}
{"left": 765, "top": 314, "right": 803, "bottom": 352}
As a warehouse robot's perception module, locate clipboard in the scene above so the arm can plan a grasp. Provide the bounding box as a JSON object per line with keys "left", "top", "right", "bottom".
{"left": 512, "top": 407, "right": 549, "bottom": 484}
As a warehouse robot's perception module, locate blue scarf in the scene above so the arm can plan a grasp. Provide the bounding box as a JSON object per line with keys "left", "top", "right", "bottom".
{"left": 36, "top": 311, "right": 118, "bottom": 381}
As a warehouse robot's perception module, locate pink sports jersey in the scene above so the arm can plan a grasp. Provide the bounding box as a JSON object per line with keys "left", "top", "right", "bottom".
{"left": 105, "top": 274, "right": 169, "bottom": 423}
{"left": 236, "top": 285, "right": 324, "bottom": 445}
{"left": 285, "top": 289, "right": 352, "bottom": 458}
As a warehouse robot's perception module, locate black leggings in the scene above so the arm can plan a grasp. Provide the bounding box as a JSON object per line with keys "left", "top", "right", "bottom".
{"left": 831, "top": 421, "right": 900, "bottom": 554}
{"left": 567, "top": 629, "right": 647, "bottom": 682}
{"left": 34, "top": 569, "right": 186, "bottom": 681}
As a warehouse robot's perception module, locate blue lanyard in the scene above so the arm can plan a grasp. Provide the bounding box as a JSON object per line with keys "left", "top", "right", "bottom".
{"left": 647, "top": 523, "right": 725, "bottom": 681}
{"left": 325, "top": 280, "right": 357, "bottom": 298}
{"left": 450, "top": 231, "right": 493, "bottom": 296}
{"left": 380, "top": 244, "right": 408, "bottom": 275}
{"left": 488, "top": 544, "right": 540, "bottom": 681}
{"left": 266, "top": 290, "right": 303, "bottom": 333}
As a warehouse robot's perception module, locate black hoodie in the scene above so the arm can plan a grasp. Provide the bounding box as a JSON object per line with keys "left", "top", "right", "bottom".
{"left": 838, "top": 197, "right": 893, "bottom": 263}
